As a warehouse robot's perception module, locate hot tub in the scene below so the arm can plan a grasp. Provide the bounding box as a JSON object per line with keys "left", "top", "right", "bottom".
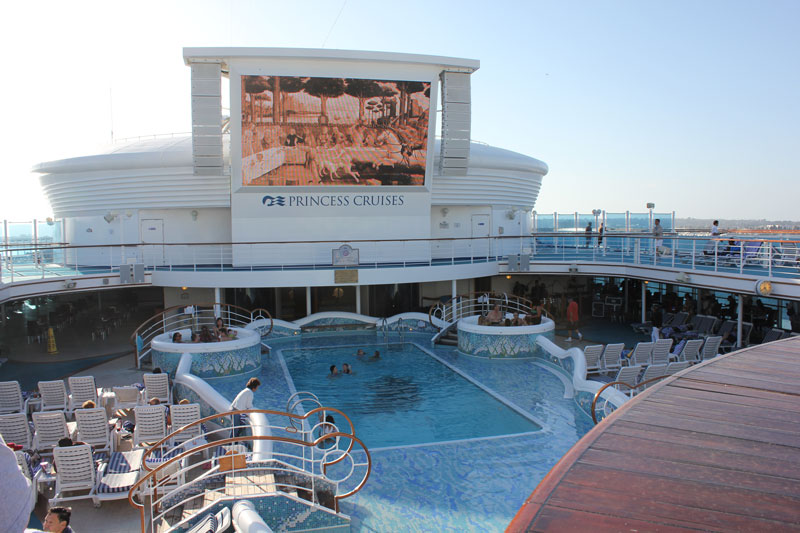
{"left": 151, "top": 327, "right": 262, "bottom": 379}
{"left": 457, "top": 315, "right": 555, "bottom": 359}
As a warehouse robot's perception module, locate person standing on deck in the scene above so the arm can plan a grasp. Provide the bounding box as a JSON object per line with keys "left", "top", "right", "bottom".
{"left": 566, "top": 298, "right": 582, "bottom": 342}
{"left": 585, "top": 222, "right": 592, "bottom": 247}
{"left": 230, "top": 377, "right": 260, "bottom": 438}
{"left": 653, "top": 218, "right": 664, "bottom": 253}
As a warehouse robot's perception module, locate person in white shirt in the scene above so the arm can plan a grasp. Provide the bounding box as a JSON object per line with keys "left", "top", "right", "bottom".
{"left": 230, "top": 378, "right": 260, "bottom": 438}
{"left": 711, "top": 220, "right": 720, "bottom": 236}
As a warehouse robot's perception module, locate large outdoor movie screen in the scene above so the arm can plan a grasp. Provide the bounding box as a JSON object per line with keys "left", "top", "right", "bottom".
{"left": 240, "top": 75, "right": 431, "bottom": 187}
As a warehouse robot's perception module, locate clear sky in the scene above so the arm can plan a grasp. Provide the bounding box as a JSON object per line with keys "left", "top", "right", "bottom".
{"left": 1, "top": 0, "right": 798, "bottom": 220}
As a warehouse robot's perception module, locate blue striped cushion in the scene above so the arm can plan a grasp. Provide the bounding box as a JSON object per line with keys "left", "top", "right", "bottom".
{"left": 106, "top": 450, "right": 143, "bottom": 474}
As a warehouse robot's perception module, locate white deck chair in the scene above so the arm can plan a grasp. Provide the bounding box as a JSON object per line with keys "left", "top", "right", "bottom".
{"left": 38, "top": 380, "right": 68, "bottom": 412}
{"left": 613, "top": 366, "right": 642, "bottom": 397}
{"left": 170, "top": 403, "right": 207, "bottom": 448}
{"left": 0, "top": 381, "right": 28, "bottom": 414}
{"left": 583, "top": 345, "right": 604, "bottom": 375}
{"left": 68, "top": 376, "right": 98, "bottom": 413}
{"left": 651, "top": 339, "right": 674, "bottom": 365}
{"left": 665, "top": 361, "right": 690, "bottom": 375}
{"left": 638, "top": 364, "right": 667, "bottom": 392}
{"left": 679, "top": 339, "right": 704, "bottom": 364}
{"left": 187, "top": 507, "right": 232, "bottom": 533}
{"left": 75, "top": 407, "right": 113, "bottom": 453}
{"left": 51, "top": 444, "right": 98, "bottom": 506}
{"left": 0, "top": 413, "right": 33, "bottom": 450}
{"left": 112, "top": 386, "right": 140, "bottom": 413}
{"left": 761, "top": 328, "right": 785, "bottom": 344}
{"left": 702, "top": 336, "right": 722, "bottom": 360}
{"left": 628, "top": 342, "right": 654, "bottom": 366}
{"left": 33, "top": 411, "right": 70, "bottom": 453}
{"left": 95, "top": 449, "right": 144, "bottom": 504}
{"left": 142, "top": 374, "right": 171, "bottom": 405}
{"left": 133, "top": 405, "right": 168, "bottom": 447}
{"left": 601, "top": 343, "right": 625, "bottom": 373}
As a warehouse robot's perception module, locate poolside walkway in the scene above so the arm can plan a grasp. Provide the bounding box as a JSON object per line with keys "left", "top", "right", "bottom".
{"left": 508, "top": 335, "right": 800, "bottom": 532}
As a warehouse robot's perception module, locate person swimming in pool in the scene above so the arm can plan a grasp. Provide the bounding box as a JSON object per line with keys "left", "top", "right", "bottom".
{"left": 369, "top": 350, "right": 380, "bottom": 360}
{"left": 342, "top": 363, "right": 352, "bottom": 374}
{"left": 355, "top": 349, "right": 365, "bottom": 357}
{"left": 328, "top": 364, "right": 339, "bottom": 377}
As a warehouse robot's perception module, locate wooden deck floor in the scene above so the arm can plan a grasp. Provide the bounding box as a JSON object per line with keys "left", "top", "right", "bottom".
{"left": 508, "top": 336, "right": 800, "bottom": 532}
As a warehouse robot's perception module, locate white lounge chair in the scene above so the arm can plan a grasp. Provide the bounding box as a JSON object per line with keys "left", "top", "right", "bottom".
{"left": 638, "top": 364, "right": 667, "bottom": 391}
{"left": 112, "top": 386, "right": 140, "bottom": 413}
{"left": 75, "top": 407, "right": 113, "bottom": 453}
{"left": 583, "top": 345, "right": 604, "bottom": 375}
{"left": 601, "top": 343, "right": 624, "bottom": 373}
{"left": 142, "top": 374, "right": 171, "bottom": 405}
{"left": 613, "top": 366, "right": 642, "bottom": 397}
{"left": 0, "top": 413, "right": 33, "bottom": 450}
{"left": 32, "top": 411, "right": 70, "bottom": 453}
{"left": 678, "top": 339, "right": 704, "bottom": 364}
{"left": 761, "top": 328, "right": 786, "bottom": 343}
{"left": 38, "top": 380, "right": 68, "bottom": 412}
{"left": 51, "top": 444, "right": 98, "bottom": 506}
{"left": 665, "top": 361, "right": 690, "bottom": 375}
{"left": 702, "top": 336, "right": 722, "bottom": 360}
{"left": 0, "top": 381, "right": 28, "bottom": 414}
{"left": 187, "top": 507, "right": 232, "bottom": 533}
{"left": 170, "top": 403, "right": 207, "bottom": 449}
{"left": 651, "top": 338, "right": 673, "bottom": 365}
{"left": 68, "top": 376, "right": 98, "bottom": 413}
{"left": 627, "top": 342, "right": 654, "bottom": 366}
{"left": 133, "top": 405, "right": 168, "bottom": 447}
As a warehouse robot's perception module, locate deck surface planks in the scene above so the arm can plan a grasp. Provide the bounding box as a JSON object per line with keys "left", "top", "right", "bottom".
{"left": 508, "top": 336, "right": 800, "bottom": 532}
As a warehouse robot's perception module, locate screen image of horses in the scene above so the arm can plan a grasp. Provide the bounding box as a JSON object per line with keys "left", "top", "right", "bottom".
{"left": 240, "top": 75, "right": 431, "bottom": 187}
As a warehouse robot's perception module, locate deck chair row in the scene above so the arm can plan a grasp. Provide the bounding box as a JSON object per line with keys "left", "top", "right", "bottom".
{"left": 0, "top": 372, "right": 171, "bottom": 417}
{"left": 584, "top": 336, "right": 723, "bottom": 375}
{"left": 0, "top": 403, "right": 205, "bottom": 456}
{"left": 611, "top": 362, "right": 691, "bottom": 397}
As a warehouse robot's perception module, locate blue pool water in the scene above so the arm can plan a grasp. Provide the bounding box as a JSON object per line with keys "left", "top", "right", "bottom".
{"left": 207, "top": 332, "right": 593, "bottom": 531}
{"left": 282, "top": 342, "right": 540, "bottom": 448}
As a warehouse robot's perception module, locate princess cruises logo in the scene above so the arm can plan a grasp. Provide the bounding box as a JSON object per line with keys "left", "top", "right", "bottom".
{"left": 261, "top": 195, "right": 286, "bottom": 206}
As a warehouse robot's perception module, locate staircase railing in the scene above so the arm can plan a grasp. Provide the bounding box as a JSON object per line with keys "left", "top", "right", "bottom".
{"left": 128, "top": 407, "right": 370, "bottom": 533}
{"left": 129, "top": 303, "right": 273, "bottom": 368}
{"left": 428, "top": 292, "right": 537, "bottom": 330}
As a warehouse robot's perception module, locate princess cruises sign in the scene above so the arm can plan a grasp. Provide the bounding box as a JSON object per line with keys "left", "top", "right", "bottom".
{"left": 261, "top": 194, "right": 406, "bottom": 208}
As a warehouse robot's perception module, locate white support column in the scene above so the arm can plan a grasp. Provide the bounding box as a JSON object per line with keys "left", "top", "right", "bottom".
{"left": 214, "top": 288, "right": 221, "bottom": 318}
{"left": 451, "top": 279, "right": 457, "bottom": 299}
{"left": 356, "top": 285, "right": 362, "bottom": 315}
{"left": 641, "top": 282, "right": 647, "bottom": 323}
{"left": 737, "top": 295, "right": 744, "bottom": 348}
{"left": 306, "top": 287, "right": 312, "bottom": 317}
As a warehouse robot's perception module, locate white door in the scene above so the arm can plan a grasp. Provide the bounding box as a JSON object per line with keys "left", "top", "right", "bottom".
{"left": 140, "top": 219, "right": 165, "bottom": 266}
{"left": 471, "top": 215, "right": 491, "bottom": 258}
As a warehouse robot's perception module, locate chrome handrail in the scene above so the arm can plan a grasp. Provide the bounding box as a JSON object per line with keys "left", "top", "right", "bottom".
{"left": 590, "top": 374, "right": 672, "bottom": 424}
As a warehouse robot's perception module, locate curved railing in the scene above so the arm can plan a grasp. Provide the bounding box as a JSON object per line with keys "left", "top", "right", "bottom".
{"left": 129, "top": 303, "right": 273, "bottom": 368}
{"left": 128, "top": 407, "right": 370, "bottom": 533}
{"left": 590, "top": 375, "right": 672, "bottom": 424}
{"left": 429, "top": 292, "right": 539, "bottom": 332}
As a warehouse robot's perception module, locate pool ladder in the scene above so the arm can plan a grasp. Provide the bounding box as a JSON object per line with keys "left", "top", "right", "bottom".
{"left": 379, "top": 318, "right": 405, "bottom": 346}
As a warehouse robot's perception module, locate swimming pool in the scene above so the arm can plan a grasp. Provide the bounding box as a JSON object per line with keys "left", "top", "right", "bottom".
{"left": 208, "top": 331, "right": 593, "bottom": 531}
{"left": 282, "top": 342, "right": 540, "bottom": 448}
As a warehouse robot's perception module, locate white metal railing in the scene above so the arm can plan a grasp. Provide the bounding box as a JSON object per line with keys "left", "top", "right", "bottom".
{"left": 2, "top": 233, "right": 798, "bottom": 288}
{"left": 130, "top": 303, "right": 273, "bottom": 368}
{"left": 129, "top": 406, "right": 370, "bottom": 533}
